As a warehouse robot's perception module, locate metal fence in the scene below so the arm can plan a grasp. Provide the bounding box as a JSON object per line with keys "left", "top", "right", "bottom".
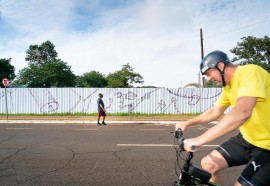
{"left": 0, "top": 87, "right": 223, "bottom": 114}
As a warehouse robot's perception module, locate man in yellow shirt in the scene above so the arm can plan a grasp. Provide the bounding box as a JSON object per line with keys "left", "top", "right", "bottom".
{"left": 175, "top": 50, "right": 270, "bottom": 185}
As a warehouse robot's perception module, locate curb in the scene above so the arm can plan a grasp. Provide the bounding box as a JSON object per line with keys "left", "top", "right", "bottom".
{"left": 0, "top": 120, "right": 181, "bottom": 125}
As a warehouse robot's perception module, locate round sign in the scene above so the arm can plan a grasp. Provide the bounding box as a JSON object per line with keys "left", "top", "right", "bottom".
{"left": 2, "top": 78, "right": 10, "bottom": 86}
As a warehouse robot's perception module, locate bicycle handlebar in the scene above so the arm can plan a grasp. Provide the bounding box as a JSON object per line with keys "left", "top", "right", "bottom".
{"left": 174, "top": 129, "right": 197, "bottom": 152}
{"left": 174, "top": 128, "right": 184, "bottom": 151}
{"left": 173, "top": 129, "right": 214, "bottom": 185}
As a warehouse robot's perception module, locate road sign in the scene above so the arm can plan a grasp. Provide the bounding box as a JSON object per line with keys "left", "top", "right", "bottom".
{"left": 2, "top": 78, "right": 10, "bottom": 119}
{"left": 2, "top": 78, "right": 10, "bottom": 86}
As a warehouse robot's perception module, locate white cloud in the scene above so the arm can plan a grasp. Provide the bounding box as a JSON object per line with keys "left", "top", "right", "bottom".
{"left": 1, "top": 0, "right": 270, "bottom": 88}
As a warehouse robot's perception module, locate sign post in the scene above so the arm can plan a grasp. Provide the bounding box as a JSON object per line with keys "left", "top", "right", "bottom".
{"left": 2, "top": 78, "right": 10, "bottom": 119}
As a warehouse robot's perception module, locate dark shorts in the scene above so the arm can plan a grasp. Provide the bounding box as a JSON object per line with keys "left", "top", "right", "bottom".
{"left": 216, "top": 133, "right": 270, "bottom": 186}
{"left": 98, "top": 110, "right": 106, "bottom": 117}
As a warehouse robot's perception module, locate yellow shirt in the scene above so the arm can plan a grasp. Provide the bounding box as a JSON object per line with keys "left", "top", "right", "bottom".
{"left": 216, "top": 64, "right": 270, "bottom": 150}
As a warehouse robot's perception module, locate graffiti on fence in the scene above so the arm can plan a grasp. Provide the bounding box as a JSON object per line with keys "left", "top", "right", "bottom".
{"left": 111, "top": 88, "right": 159, "bottom": 113}
{"left": 28, "top": 88, "right": 59, "bottom": 113}
{"left": 0, "top": 88, "right": 16, "bottom": 111}
{"left": 68, "top": 88, "right": 100, "bottom": 113}
{"left": 0, "top": 88, "right": 222, "bottom": 114}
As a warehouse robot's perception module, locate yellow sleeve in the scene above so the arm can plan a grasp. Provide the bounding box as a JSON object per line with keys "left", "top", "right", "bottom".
{"left": 215, "top": 88, "right": 231, "bottom": 107}
{"left": 237, "top": 67, "right": 266, "bottom": 101}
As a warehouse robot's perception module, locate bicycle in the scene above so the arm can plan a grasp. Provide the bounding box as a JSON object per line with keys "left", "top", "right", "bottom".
{"left": 172, "top": 129, "right": 220, "bottom": 186}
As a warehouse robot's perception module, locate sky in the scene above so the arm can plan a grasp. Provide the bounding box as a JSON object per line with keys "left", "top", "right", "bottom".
{"left": 1, "top": 0, "right": 270, "bottom": 88}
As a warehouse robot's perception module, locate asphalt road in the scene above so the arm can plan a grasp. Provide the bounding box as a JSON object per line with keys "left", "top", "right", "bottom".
{"left": 0, "top": 123, "right": 244, "bottom": 186}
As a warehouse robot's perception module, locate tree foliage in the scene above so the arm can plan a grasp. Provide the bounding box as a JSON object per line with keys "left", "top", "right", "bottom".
{"left": 107, "top": 63, "right": 144, "bottom": 88}
{"left": 25, "top": 40, "right": 58, "bottom": 66}
{"left": 230, "top": 36, "right": 270, "bottom": 73}
{"left": 0, "top": 58, "right": 15, "bottom": 87}
{"left": 16, "top": 40, "right": 76, "bottom": 87}
{"left": 80, "top": 71, "right": 107, "bottom": 87}
{"left": 16, "top": 60, "right": 76, "bottom": 87}
{"left": 13, "top": 41, "right": 146, "bottom": 88}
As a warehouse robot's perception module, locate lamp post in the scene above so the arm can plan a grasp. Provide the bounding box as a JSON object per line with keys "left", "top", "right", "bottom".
{"left": 2, "top": 78, "right": 10, "bottom": 119}
{"left": 200, "top": 28, "right": 204, "bottom": 87}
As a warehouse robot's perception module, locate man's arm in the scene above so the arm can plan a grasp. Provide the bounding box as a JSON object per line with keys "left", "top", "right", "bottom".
{"left": 184, "top": 96, "right": 257, "bottom": 151}
{"left": 99, "top": 104, "right": 106, "bottom": 112}
{"left": 175, "top": 105, "right": 227, "bottom": 131}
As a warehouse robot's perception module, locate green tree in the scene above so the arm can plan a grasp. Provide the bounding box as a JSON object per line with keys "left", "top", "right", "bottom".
{"left": 16, "top": 60, "right": 76, "bottom": 87}
{"left": 230, "top": 36, "right": 270, "bottom": 73}
{"left": 16, "top": 41, "right": 76, "bottom": 87}
{"left": 80, "top": 71, "right": 107, "bottom": 87}
{"left": 0, "top": 58, "right": 15, "bottom": 87}
{"left": 107, "top": 63, "right": 144, "bottom": 88}
{"left": 41, "top": 60, "right": 76, "bottom": 87}
{"left": 25, "top": 40, "right": 58, "bottom": 66}
{"left": 75, "top": 76, "right": 84, "bottom": 87}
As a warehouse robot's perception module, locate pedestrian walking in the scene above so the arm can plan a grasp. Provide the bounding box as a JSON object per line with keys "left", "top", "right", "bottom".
{"left": 97, "top": 93, "right": 107, "bottom": 125}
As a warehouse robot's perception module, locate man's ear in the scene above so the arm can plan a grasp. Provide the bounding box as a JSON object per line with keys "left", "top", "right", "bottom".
{"left": 217, "top": 62, "right": 225, "bottom": 70}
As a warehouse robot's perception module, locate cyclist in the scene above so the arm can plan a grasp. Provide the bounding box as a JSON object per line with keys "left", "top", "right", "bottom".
{"left": 175, "top": 50, "right": 270, "bottom": 185}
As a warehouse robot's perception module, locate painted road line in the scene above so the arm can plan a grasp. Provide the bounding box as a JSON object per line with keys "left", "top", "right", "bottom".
{"left": 6, "top": 128, "right": 33, "bottom": 130}
{"left": 118, "top": 144, "right": 175, "bottom": 147}
{"left": 140, "top": 129, "right": 166, "bottom": 131}
{"left": 197, "top": 126, "right": 211, "bottom": 130}
{"left": 117, "top": 144, "right": 219, "bottom": 147}
{"left": 72, "top": 129, "right": 97, "bottom": 131}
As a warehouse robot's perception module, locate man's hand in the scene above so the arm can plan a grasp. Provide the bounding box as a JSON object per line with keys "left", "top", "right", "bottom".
{"left": 184, "top": 138, "right": 200, "bottom": 152}
{"left": 175, "top": 122, "right": 188, "bottom": 131}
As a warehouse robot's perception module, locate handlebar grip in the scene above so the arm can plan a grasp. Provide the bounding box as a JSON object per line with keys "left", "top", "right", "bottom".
{"left": 175, "top": 129, "right": 197, "bottom": 152}
{"left": 174, "top": 128, "right": 183, "bottom": 138}
{"left": 174, "top": 129, "right": 185, "bottom": 151}
{"left": 191, "top": 146, "right": 197, "bottom": 152}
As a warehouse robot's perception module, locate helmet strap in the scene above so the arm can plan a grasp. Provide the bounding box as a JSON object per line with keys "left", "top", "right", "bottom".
{"left": 215, "top": 65, "right": 227, "bottom": 87}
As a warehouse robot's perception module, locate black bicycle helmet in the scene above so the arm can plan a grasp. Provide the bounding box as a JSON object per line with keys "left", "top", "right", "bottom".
{"left": 200, "top": 50, "right": 230, "bottom": 74}
{"left": 200, "top": 50, "right": 231, "bottom": 86}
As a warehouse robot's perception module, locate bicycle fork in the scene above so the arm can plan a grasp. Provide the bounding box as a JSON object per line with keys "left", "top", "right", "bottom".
{"left": 177, "top": 152, "right": 195, "bottom": 185}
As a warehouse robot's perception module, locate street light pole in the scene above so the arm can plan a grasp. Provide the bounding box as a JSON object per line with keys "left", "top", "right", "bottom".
{"left": 200, "top": 28, "right": 204, "bottom": 87}
{"left": 200, "top": 28, "right": 204, "bottom": 60}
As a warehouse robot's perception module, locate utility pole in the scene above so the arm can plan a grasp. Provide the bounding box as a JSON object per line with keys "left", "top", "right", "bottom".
{"left": 200, "top": 28, "right": 204, "bottom": 60}
{"left": 198, "top": 29, "right": 205, "bottom": 113}
{"left": 200, "top": 28, "right": 204, "bottom": 87}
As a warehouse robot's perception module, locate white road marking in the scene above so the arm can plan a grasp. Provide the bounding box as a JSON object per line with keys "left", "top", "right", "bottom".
{"left": 117, "top": 144, "right": 175, "bottom": 147}
{"left": 197, "top": 126, "right": 211, "bottom": 130}
{"left": 72, "top": 129, "right": 97, "bottom": 131}
{"left": 140, "top": 129, "right": 166, "bottom": 131}
{"left": 117, "top": 144, "right": 219, "bottom": 147}
{"left": 6, "top": 128, "right": 33, "bottom": 130}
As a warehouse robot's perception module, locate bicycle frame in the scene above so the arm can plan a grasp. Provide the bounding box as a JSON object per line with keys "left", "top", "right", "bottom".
{"left": 173, "top": 129, "right": 220, "bottom": 186}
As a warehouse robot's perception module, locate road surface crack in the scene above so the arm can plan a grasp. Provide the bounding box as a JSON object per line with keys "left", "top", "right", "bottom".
{"left": 16, "top": 145, "right": 76, "bottom": 185}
